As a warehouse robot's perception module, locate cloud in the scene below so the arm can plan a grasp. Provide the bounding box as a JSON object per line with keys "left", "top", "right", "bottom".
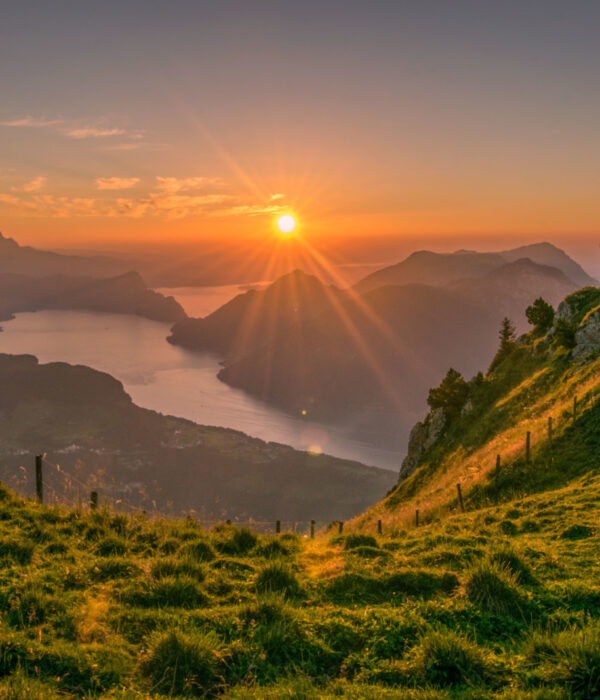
{"left": 1, "top": 116, "right": 62, "bottom": 127}
{"left": 67, "top": 126, "right": 126, "bottom": 139}
{"left": 154, "top": 176, "right": 224, "bottom": 193}
{"left": 22, "top": 176, "right": 46, "bottom": 192}
{"left": 10, "top": 176, "right": 47, "bottom": 193}
{"left": 95, "top": 177, "right": 140, "bottom": 191}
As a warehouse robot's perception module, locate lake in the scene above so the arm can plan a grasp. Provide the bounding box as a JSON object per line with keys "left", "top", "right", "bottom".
{"left": 0, "top": 307, "right": 402, "bottom": 471}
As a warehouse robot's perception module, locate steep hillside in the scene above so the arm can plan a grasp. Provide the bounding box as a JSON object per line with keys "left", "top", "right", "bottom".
{"left": 356, "top": 286, "right": 600, "bottom": 532}
{"left": 0, "top": 354, "right": 395, "bottom": 521}
{"left": 0, "top": 270, "right": 186, "bottom": 323}
{"left": 0, "top": 455, "right": 600, "bottom": 695}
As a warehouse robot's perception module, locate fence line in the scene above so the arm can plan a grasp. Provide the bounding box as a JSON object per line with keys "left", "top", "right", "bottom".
{"left": 7, "top": 392, "right": 589, "bottom": 537}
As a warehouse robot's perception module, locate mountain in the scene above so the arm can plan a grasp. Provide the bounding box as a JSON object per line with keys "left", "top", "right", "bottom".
{"left": 0, "top": 271, "right": 186, "bottom": 323}
{"left": 354, "top": 241, "right": 596, "bottom": 295}
{"left": 0, "top": 353, "right": 395, "bottom": 520}
{"left": 214, "top": 258, "right": 578, "bottom": 446}
{"left": 168, "top": 269, "right": 346, "bottom": 357}
{"left": 0, "top": 232, "right": 132, "bottom": 278}
{"left": 356, "top": 284, "right": 600, "bottom": 530}
{"left": 500, "top": 242, "right": 597, "bottom": 287}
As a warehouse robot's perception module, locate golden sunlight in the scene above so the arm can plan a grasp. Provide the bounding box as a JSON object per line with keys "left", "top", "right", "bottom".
{"left": 277, "top": 214, "right": 296, "bottom": 234}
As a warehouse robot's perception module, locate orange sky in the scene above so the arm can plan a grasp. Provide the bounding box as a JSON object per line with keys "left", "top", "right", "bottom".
{"left": 1, "top": 3, "right": 599, "bottom": 254}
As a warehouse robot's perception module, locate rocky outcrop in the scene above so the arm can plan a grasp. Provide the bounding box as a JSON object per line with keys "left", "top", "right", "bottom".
{"left": 572, "top": 307, "right": 600, "bottom": 360}
{"left": 398, "top": 407, "right": 446, "bottom": 482}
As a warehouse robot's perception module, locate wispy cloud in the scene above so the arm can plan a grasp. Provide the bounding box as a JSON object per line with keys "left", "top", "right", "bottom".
{"left": 95, "top": 177, "right": 140, "bottom": 191}
{"left": 154, "top": 176, "right": 224, "bottom": 193}
{"left": 67, "top": 126, "right": 126, "bottom": 139}
{"left": 1, "top": 116, "right": 62, "bottom": 128}
{"left": 11, "top": 176, "right": 47, "bottom": 193}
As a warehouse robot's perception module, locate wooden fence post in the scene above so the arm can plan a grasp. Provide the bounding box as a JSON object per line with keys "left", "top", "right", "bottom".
{"left": 526, "top": 431, "right": 531, "bottom": 464}
{"left": 456, "top": 483, "right": 465, "bottom": 513}
{"left": 35, "top": 455, "right": 43, "bottom": 504}
{"left": 310, "top": 520, "right": 315, "bottom": 539}
{"left": 90, "top": 491, "right": 98, "bottom": 511}
{"left": 377, "top": 519, "right": 382, "bottom": 535}
{"left": 275, "top": 520, "right": 281, "bottom": 534}
{"left": 415, "top": 509, "right": 419, "bottom": 527}
{"left": 338, "top": 521, "right": 343, "bottom": 534}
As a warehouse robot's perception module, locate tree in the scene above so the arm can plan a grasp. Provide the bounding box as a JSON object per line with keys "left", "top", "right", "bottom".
{"left": 526, "top": 297, "right": 555, "bottom": 333}
{"left": 489, "top": 317, "right": 517, "bottom": 372}
{"left": 427, "top": 368, "right": 470, "bottom": 418}
{"left": 553, "top": 318, "right": 577, "bottom": 349}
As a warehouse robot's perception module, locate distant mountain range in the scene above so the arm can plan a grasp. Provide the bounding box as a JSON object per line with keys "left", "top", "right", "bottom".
{"left": 0, "top": 353, "right": 394, "bottom": 520}
{"left": 0, "top": 232, "right": 186, "bottom": 323}
{"left": 0, "top": 232, "right": 132, "bottom": 278}
{"left": 0, "top": 270, "right": 186, "bottom": 324}
{"left": 168, "top": 243, "right": 593, "bottom": 451}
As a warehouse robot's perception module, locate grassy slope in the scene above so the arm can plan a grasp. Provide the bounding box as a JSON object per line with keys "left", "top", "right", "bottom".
{"left": 355, "top": 288, "right": 600, "bottom": 533}
{"left": 1, "top": 473, "right": 600, "bottom": 697}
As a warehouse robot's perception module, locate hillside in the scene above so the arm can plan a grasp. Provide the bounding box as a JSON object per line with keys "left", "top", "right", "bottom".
{"left": 0, "top": 354, "right": 394, "bottom": 521}
{"left": 0, "top": 446, "right": 599, "bottom": 695}
{"left": 356, "top": 286, "right": 600, "bottom": 532}
{"left": 0, "top": 270, "right": 186, "bottom": 323}
{"left": 354, "top": 241, "right": 596, "bottom": 294}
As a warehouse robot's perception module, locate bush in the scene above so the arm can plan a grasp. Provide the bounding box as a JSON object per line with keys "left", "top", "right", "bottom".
{"left": 466, "top": 560, "right": 523, "bottom": 617}
{"left": 141, "top": 630, "right": 221, "bottom": 696}
{"left": 411, "top": 629, "right": 494, "bottom": 687}
{"left": 255, "top": 563, "right": 302, "bottom": 598}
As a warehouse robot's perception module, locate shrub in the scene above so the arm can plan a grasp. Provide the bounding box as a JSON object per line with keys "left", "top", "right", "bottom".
{"left": 499, "top": 520, "right": 518, "bottom": 536}
{"left": 411, "top": 629, "right": 494, "bottom": 687}
{"left": 465, "top": 561, "right": 523, "bottom": 617}
{"left": 141, "top": 630, "right": 221, "bottom": 696}
{"left": 255, "top": 563, "right": 302, "bottom": 598}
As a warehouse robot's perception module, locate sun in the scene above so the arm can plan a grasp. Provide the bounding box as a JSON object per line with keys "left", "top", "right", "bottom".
{"left": 277, "top": 214, "right": 296, "bottom": 234}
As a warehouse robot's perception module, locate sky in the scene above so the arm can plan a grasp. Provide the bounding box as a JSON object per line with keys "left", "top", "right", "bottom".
{"left": 1, "top": 1, "right": 599, "bottom": 259}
